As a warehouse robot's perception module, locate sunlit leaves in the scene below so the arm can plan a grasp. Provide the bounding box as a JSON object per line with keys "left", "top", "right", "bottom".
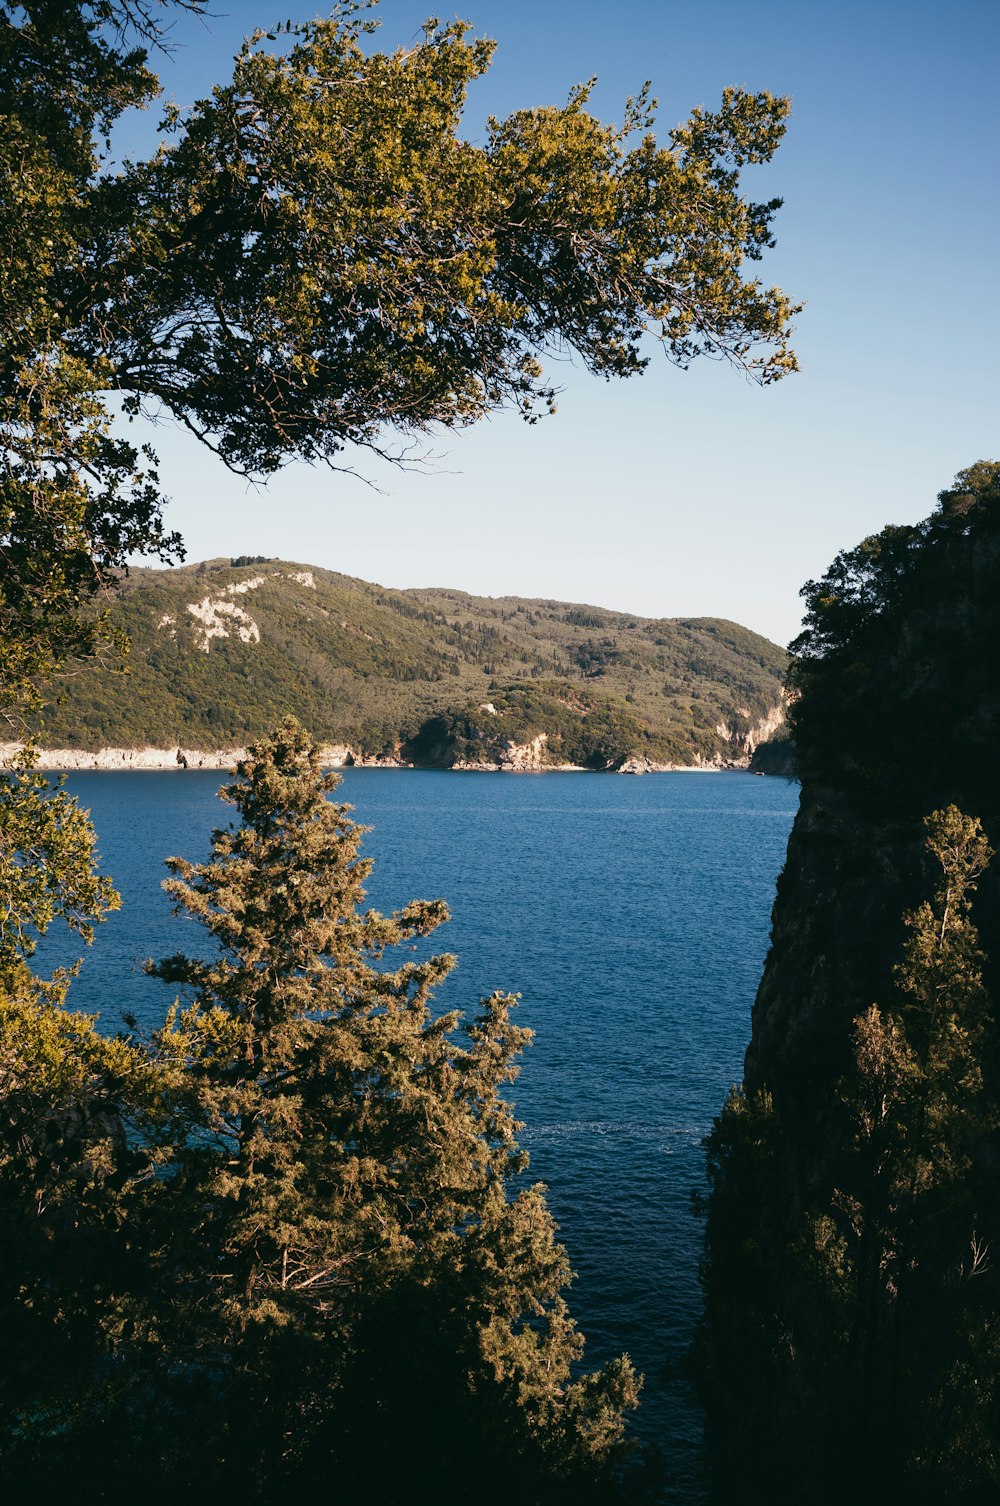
{"left": 146, "top": 717, "right": 639, "bottom": 1485}
{"left": 73, "top": 8, "right": 798, "bottom": 474}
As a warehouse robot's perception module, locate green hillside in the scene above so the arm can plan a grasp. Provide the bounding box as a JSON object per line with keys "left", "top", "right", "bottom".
{"left": 30, "top": 559, "right": 787, "bottom": 768}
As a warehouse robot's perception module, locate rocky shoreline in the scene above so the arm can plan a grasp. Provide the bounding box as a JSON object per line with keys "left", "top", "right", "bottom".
{"left": 0, "top": 742, "right": 760, "bottom": 774}
{"left": 0, "top": 742, "right": 383, "bottom": 772}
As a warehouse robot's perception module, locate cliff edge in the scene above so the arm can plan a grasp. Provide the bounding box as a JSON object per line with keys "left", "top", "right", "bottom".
{"left": 701, "top": 463, "right": 1000, "bottom": 1506}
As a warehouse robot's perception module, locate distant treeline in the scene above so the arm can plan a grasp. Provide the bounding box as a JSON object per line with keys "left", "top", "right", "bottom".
{"left": 30, "top": 560, "right": 787, "bottom": 765}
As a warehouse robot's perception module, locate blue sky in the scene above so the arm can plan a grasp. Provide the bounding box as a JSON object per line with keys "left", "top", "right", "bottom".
{"left": 114, "top": 0, "right": 999, "bottom": 645}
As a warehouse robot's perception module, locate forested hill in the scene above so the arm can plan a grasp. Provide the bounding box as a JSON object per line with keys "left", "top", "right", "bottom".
{"left": 31, "top": 558, "right": 787, "bottom": 768}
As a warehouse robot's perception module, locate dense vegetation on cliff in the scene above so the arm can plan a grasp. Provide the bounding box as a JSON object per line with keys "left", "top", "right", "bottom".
{"left": 700, "top": 462, "right": 1000, "bottom": 1505}
{"left": 28, "top": 559, "right": 787, "bottom": 768}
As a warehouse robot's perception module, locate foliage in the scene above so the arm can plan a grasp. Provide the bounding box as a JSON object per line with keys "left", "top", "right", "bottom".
{"left": 405, "top": 680, "right": 660, "bottom": 767}
{"left": 700, "top": 807, "right": 1000, "bottom": 1504}
{"left": 0, "top": 972, "right": 174, "bottom": 1480}
{"left": 136, "top": 719, "right": 640, "bottom": 1499}
{"left": 0, "top": 0, "right": 191, "bottom": 717}
{"left": 788, "top": 460, "right": 1000, "bottom": 800}
{"left": 94, "top": 9, "right": 798, "bottom": 475}
{"left": 747, "top": 729, "right": 796, "bottom": 776}
{"left": 0, "top": 735, "right": 175, "bottom": 1484}
{"left": 818, "top": 808, "right": 998, "bottom": 1499}
{"left": 1, "top": 0, "right": 797, "bottom": 724}
{"left": 0, "top": 745, "right": 119, "bottom": 962}
{"left": 0, "top": 4, "right": 796, "bottom": 1491}
{"left": 28, "top": 557, "right": 787, "bottom": 765}
{"left": 0, "top": 719, "right": 641, "bottom": 1497}
{"left": 700, "top": 462, "right": 1000, "bottom": 1503}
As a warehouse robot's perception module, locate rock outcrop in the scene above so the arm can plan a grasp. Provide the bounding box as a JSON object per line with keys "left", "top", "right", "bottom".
{"left": 452, "top": 733, "right": 581, "bottom": 771}
{"left": 702, "top": 464, "right": 1000, "bottom": 1506}
{"left": 714, "top": 701, "right": 787, "bottom": 764}
{"left": 0, "top": 743, "right": 248, "bottom": 771}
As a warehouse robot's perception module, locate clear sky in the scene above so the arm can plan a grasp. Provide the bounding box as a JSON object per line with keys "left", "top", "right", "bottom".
{"left": 113, "top": 0, "right": 999, "bottom": 646}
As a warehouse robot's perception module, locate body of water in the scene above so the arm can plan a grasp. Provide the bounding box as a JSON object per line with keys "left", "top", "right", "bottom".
{"left": 42, "top": 767, "right": 799, "bottom": 1500}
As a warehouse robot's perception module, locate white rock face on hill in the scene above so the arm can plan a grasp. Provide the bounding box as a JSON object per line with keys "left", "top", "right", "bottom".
{"left": 181, "top": 576, "right": 266, "bottom": 651}
{"left": 713, "top": 703, "right": 787, "bottom": 760}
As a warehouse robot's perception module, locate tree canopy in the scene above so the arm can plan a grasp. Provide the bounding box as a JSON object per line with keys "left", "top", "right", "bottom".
{"left": 147, "top": 720, "right": 640, "bottom": 1499}
{"left": 1, "top": 0, "right": 798, "bottom": 714}
{"left": 697, "top": 460, "right": 1000, "bottom": 1503}
{"left": 788, "top": 461, "right": 1000, "bottom": 799}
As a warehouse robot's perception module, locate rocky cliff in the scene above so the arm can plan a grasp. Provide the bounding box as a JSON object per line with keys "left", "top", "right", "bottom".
{"left": 746, "top": 463, "right": 1000, "bottom": 1134}
{"left": 702, "top": 463, "right": 1000, "bottom": 1506}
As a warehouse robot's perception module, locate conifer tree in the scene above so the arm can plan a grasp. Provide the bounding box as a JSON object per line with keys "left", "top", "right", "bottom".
{"left": 148, "top": 719, "right": 640, "bottom": 1501}
{"left": 823, "top": 806, "right": 998, "bottom": 1498}
{"left": 701, "top": 806, "right": 1000, "bottom": 1506}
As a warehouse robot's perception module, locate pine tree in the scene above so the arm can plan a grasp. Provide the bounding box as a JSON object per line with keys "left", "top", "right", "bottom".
{"left": 825, "top": 806, "right": 998, "bottom": 1498}
{"left": 701, "top": 806, "right": 1000, "bottom": 1505}
{"left": 148, "top": 718, "right": 640, "bottom": 1500}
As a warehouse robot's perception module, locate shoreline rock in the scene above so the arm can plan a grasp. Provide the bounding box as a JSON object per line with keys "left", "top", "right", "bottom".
{"left": 0, "top": 743, "right": 365, "bottom": 772}
{"left": 3, "top": 693, "right": 788, "bottom": 776}
{"left": 0, "top": 739, "right": 785, "bottom": 774}
{"left": 0, "top": 742, "right": 244, "bottom": 771}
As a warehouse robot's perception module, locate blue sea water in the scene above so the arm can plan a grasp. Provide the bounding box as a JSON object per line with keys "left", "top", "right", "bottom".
{"left": 42, "top": 767, "right": 799, "bottom": 1500}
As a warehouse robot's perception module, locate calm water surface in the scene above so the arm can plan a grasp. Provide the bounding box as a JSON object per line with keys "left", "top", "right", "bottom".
{"left": 46, "top": 768, "right": 799, "bottom": 1501}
